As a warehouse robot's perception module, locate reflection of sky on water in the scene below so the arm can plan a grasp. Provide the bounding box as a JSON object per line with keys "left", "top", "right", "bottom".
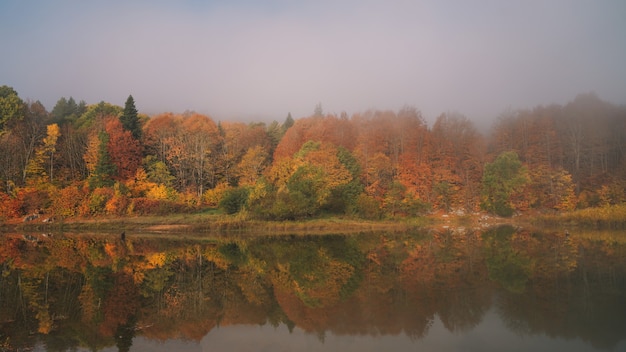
{"left": 26, "top": 319, "right": 626, "bottom": 352}
{"left": 82, "top": 338, "right": 202, "bottom": 352}
{"left": 34, "top": 308, "right": 622, "bottom": 352}
{"left": 194, "top": 308, "right": 603, "bottom": 352}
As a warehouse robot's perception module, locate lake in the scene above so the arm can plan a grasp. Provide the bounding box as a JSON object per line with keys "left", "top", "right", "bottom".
{"left": 1, "top": 226, "right": 625, "bottom": 351}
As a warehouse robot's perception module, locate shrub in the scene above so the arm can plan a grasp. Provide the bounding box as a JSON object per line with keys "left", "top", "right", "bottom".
{"left": 481, "top": 151, "right": 529, "bottom": 217}
{"left": 51, "top": 185, "right": 85, "bottom": 217}
{"left": 178, "top": 190, "right": 200, "bottom": 209}
{"left": 219, "top": 187, "right": 250, "bottom": 214}
{"left": 248, "top": 187, "right": 313, "bottom": 221}
{"left": 129, "top": 198, "right": 160, "bottom": 215}
{"left": 85, "top": 187, "right": 115, "bottom": 216}
{"left": 203, "top": 183, "right": 230, "bottom": 207}
{"left": 10, "top": 187, "right": 51, "bottom": 216}
{"left": 129, "top": 198, "right": 192, "bottom": 215}
{"left": 355, "top": 194, "right": 382, "bottom": 220}
{"left": 146, "top": 184, "right": 177, "bottom": 201}
{"left": 0, "top": 192, "right": 21, "bottom": 219}
{"left": 105, "top": 194, "right": 130, "bottom": 216}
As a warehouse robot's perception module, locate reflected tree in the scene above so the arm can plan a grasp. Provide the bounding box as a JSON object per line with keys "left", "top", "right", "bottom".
{"left": 0, "top": 230, "right": 625, "bottom": 349}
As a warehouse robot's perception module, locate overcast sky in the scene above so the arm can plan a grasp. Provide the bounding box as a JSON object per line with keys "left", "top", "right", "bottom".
{"left": 1, "top": 0, "right": 625, "bottom": 125}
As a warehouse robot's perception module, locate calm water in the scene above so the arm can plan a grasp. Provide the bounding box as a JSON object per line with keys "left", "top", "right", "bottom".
{"left": 1, "top": 226, "right": 625, "bottom": 351}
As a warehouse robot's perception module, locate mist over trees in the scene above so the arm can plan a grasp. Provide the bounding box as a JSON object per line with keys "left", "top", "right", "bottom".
{"left": 1, "top": 85, "right": 625, "bottom": 220}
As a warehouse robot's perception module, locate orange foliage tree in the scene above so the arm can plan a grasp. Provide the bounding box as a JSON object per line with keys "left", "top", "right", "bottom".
{"left": 105, "top": 117, "right": 142, "bottom": 181}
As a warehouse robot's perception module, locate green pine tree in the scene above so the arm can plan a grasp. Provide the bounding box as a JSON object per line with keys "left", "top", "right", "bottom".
{"left": 282, "top": 112, "right": 294, "bottom": 134}
{"left": 89, "top": 131, "right": 116, "bottom": 188}
{"left": 121, "top": 95, "right": 141, "bottom": 140}
{"left": 313, "top": 102, "right": 323, "bottom": 117}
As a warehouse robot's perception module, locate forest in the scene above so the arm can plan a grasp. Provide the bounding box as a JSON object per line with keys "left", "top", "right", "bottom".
{"left": 1, "top": 85, "right": 625, "bottom": 222}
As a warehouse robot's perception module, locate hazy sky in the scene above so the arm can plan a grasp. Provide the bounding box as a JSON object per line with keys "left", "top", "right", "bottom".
{"left": 1, "top": 0, "right": 625, "bottom": 124}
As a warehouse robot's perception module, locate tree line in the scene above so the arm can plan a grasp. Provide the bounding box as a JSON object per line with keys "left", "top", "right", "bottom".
{"left": 1, "top": 85, "right": 625, "bottom": 220}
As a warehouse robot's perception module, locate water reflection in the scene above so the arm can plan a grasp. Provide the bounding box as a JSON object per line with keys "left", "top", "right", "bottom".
{"left": 0, "top": 226, "right": 624, "bottom": 351}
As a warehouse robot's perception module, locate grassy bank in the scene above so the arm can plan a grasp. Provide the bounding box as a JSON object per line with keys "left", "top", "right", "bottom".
{"left": 532, "top": 204, "right": 626, "bottom": 230}
{"left": 7, "top": 211, "right": 433, "bottom": 235}
{"left": 6, "top": 205, "right": 625, "bottom": 235}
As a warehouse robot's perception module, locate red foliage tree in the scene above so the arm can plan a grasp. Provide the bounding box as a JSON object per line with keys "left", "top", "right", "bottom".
{"left": 105, "top": 118, "right": 142, "bottom": 181}
{"left": 274, "top": 114, "right": 357, "bottom": 160}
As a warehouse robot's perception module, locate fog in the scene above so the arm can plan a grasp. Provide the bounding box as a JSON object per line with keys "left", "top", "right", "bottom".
{"left": 1, "top": 0, "right": 625, "bottom": 125}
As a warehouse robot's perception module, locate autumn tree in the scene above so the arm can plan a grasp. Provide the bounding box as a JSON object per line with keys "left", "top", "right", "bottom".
{"left": 142, "top": 112, "right": 180, "bottom": 164}
{"left": 42, "top": 124, "right": 61, "bottom": 182}
{"left": 180, "top": 114, "right": 221, "bottom": 196}
{"left": 215, "top": 122, "right": 271, "bottom": 186}
{"left": 0, "top": 99, "right": 48, "bottom": 188}
{"left": 546, "top": 168, "right": 577, "bottom": 210}
{"left": 236, "top": 145, "right": 269, "bottom": 186}
{"left": 105, "top": 118, "right": 141, "bottom": 181}
{"left": 74, "top": 101, "right": 122, "bottom": 130}
{"left": 54, "top": 122, "right": 89, "bottom": 182}
{"left": 352, "top": 108, "right": 432, "bottom": 213}
{"left": 324, "top": 147, "right": 363, "bottom": 214}
{"left": 490, "top": 107, "right": 566, "bottom": 209}
{"left": 394, "top": 107, "right": 432, "bottom": 204}
{"left": 360, "top": 155, "right": 392, "bottom": 205}
{"left": 273, "top": 114, "right": 356, "bottom": 160}
{"left": 87, "top": 131, "right": 116, "bottom": 188}
{"left": 293, "top": 141, "right": 352, "bottom": 207}
{"left": 383, "top": 181, "right": 409, "bottom": 216}
{"left": 0, "top": 85, "right": 25, "bottom": 133}
{"left": 143, "top": 155, "right": 175, "bottom": 186}
{"left": 11, "top": 101, "right": 50, "bottom": 184}
{"left": 481, "top": 151, "right": 529, "bottom": 216}
{"left": 273, "top": 117, "right": 319, "bottom": 160}
{"left": 353, "top": 111, "right": 394, "bottom": 197}
{"left": 0, "top": 131, "right": 21, "bottom": 190}
{"left": 558, "top": 93, "right": 624, "bottom": 196}
{"left": 431, "top": 113, "right": 484, "bottom": 211}
{"left": 487, "top": 96, "right": 626, "bottom": 210}
{"left": 50, "top": 184, "right": 85, "bottom": 216}
{"left": 25, "top": 123, "right": 61, "bottom": 185}
{"left": 143, "top": 113, "right": 221, "bottom": 196}
{"left": 253, "top": 141, "right": 352, "bottom": 219}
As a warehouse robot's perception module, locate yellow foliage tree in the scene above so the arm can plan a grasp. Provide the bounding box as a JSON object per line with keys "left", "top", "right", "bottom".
{"left": 598, "top": 180, "right": 626, "bottom": 206}
{"left": 552, "top": 168, "right": 576, "bottom": 211}
{"left": 265, "top": 157, "right": 295, "bottom": 190}
{"left": 25, "top": 123, "right": 61, "bottom": 185}
{"left": 42, "top": 123, "right": 60, "bottom": 182}
{"left": 147, "top": 252, "right": 167, "bottom": 268}
{"left": 202, "top": 182, "right": 230, "bottom": 207}
{"left": 83, "top": 132, "right": 100, "bottom": 174}
{"left": 146, "top": 184, "right": 173, "bottom": 200}
{"left": 126, "top": 167, "right": 153, "bottom": 197}
{"left": 236, "top": 145, "right": 269, "bottom": 186}
{"left": 51, "top": 184, "right": 84, "bottom": 217}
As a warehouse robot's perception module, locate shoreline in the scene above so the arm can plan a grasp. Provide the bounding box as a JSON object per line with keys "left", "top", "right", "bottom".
{"left": 1, "top": 212, "right": 525, "bottom": 235}
{"left": 2, "top": 205, "right": 624, "bottom": 235}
